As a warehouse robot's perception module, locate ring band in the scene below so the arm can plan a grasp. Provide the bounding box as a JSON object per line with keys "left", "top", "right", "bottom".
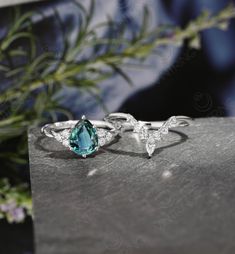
{"left": 105, "top": 113, "right": 190, "bottom": 130}
{"left": 104, "top": 113, "right": 192, "bottom": 157}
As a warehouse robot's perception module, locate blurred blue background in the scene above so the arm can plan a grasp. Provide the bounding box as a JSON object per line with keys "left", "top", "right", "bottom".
{"left": 1, "top": 0, "right": 235, "bottom": 121}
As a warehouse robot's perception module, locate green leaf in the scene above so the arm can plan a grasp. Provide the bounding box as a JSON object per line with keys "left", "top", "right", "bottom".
{"left": 189, "top": 36, "right": 201, "bottom": 49}
{"left": 86, "top": 0, "right": 95, "bottom": 29}
{"left": 8, "top": 49, "right": 28, "bottom": 57}
{"left": 139, "top": 5, "right": 150, "bottom": 39}
{"left": 108, "top": 63, "right": 133, "bottom": 86}
{"left": 10, "top": 10, "right": 34, "bottom": 35}
{"left": 218, "top": 21, "right": 229, "bottom": 31}
{"left": 1, "top": 32, "right": 34, "bottom": 51}
{"left": 0, "top": 65, "right": 10, "bottom": 72}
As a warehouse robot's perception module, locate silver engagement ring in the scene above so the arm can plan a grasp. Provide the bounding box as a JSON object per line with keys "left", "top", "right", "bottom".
{"left": 41, "top": 115, "right": 118, "bottom": 158}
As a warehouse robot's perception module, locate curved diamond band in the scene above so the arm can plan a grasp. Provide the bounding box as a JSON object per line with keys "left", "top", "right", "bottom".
{"left": 41, "top": 116, "right": 118, "bottom": 158}
{"left": 105, "top": 113, "right": 192, "bottom": 157}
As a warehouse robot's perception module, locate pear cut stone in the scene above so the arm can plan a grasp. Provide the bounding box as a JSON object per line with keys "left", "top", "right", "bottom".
{"left": 69, "top": 119, "right": 98, "bottom": 157}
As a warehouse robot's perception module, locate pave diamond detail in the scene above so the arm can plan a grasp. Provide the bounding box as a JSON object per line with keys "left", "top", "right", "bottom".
{"left": 153, "top": 131, "right": 161, "bottom": 141}
{"left": 96, "top": 129, "right": 113, "bottom": 147}
{"left": 160, "top": 125, "right": 169, "bottom": 135}
{"left": 133, "top": 121, "right": 149, "bottom": 140}
{"left": 53, "top": 129, "right": 71, "bottom": 148}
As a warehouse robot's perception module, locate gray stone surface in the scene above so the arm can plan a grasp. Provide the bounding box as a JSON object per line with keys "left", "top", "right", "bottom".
{"left": 28, "top": 117, "right": 235, "bottom": 254}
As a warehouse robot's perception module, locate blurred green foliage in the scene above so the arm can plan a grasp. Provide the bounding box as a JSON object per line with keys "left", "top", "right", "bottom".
{"left": 0, "top": 0, "right": 234, "bottom": 223}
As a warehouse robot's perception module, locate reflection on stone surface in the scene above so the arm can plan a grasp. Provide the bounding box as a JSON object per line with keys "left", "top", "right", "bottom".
{"left": 162, "top": 170, "right": 173, "bottom": 179}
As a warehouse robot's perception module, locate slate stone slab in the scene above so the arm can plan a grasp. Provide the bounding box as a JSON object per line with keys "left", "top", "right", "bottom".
{"left": 28, "top": 117, "right": 235, "bottom": 254}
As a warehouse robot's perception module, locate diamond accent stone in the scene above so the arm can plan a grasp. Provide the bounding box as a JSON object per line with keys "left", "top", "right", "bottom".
{"left": 52, "top": 129, "right": 71, "bottom": 148}
{"left": 133, "top": 121, "right": 149, "bottom": 140}
{"left": 153, "top": 131, "right": 161, "bottom": 141}
{"left": 139, "top": 125, "right": 149, "bottom": 140}
{"left": 97, "top": 129, "right": 113, "bottom": 147}
{"left": 112, "top": 121, "right": 123, "bottom": 132}
{"left": 146, "top": 136, "right": 156, "bottom": 157}
{"left": 96, "top": 129, "right": 106, "bottom": 137}
{"left": 133, "top": 121, "right": 144, "bottom": 133}
{"left": 126, "top": 114, "right": 138, "bottom": 125}
{"left": 169, "top": 116, "right": 177, "bottom": 126}
{"left": 160, "top": 125, "right": 169, "bottom": 134}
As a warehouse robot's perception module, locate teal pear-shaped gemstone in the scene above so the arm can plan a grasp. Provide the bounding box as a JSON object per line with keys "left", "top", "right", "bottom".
{"left": 69, "top": 118, "right": 98, "bottom": 157}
